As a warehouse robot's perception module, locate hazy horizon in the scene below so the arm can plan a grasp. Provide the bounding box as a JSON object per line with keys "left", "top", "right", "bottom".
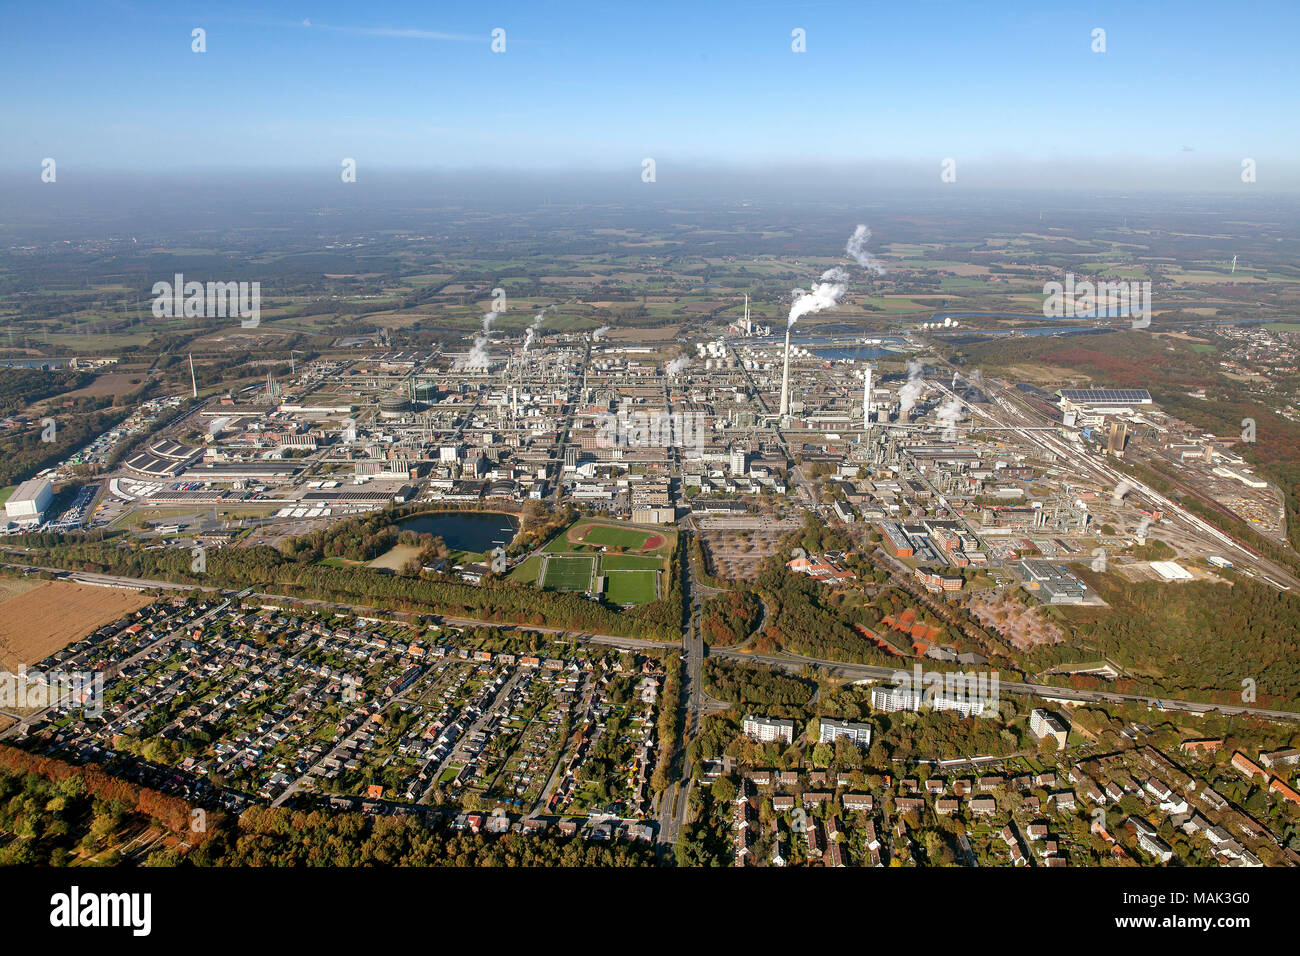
{"left": 4, "top": 0, "right": 1296, "bottom": 183}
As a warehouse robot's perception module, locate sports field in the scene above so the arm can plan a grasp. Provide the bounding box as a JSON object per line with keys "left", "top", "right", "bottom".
{"left": 569, "top": 521, "right": 667, "bottom": 552}
{"left": 600, "top": 555, "right": 664, "bottom": 571}
{"left": 604, "top": 570, "right": 659, "bottom": 605}
{"left": 541, "top": 556, "right": 596, "bottom": 591}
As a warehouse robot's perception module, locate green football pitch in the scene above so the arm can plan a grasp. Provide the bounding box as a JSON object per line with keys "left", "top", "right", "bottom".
{"left": 604, "top": 570, "right": 659, "bottom": 605}
{"left": 580, "top": 524, "right": 656, "bottom": 549}
{"left": 599, "top": 555, "right": 663, "bottom": 571}
{"left": 542, "top": 556, "right": 595, "bottom": 591}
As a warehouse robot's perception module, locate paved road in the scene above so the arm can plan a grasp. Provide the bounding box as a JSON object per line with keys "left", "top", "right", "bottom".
{"left": 656, "top": 524, "right": 707, "bottom": 846}
{"left": 708, "top": 647, "right": 1300, "bottom": 722}
{"left": 0, "top": 563, "right": 681, "bottom": 651}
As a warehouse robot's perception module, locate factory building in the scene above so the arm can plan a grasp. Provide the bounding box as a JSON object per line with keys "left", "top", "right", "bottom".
{"left": 1058, "top": 388, "right": 1152, "bottom": 427}
{"left": 4, "top": 478, "right": 53, "bottom": 526}
{"left": 1017, "top": 559, "right": 1088, "bottom": 604}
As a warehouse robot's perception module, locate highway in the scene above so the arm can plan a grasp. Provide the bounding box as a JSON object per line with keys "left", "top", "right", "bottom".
{"left": 12, "top": 559, "right": 1298, "bottom": 728}
{"left": 708, "top": 646, "right": 1300, "bottom": 722}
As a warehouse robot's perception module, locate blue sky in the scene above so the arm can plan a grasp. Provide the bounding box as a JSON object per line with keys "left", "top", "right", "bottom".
{"left": 2, "top": 0, "right": 1297, "bottom": 181}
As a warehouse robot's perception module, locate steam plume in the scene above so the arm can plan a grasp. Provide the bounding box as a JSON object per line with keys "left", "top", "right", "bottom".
{"left": 898, "top": 360, "right": 925, "bottom": 415}
{"left": 455, "top": 311, "right": 498, "bottom": 371}
{"left": 936, "top": 395, "right": 965, "bottom": 441}
{"left": 788, "top": 267, "right": 849, "bottom": 328}
{"left": 523, "top": 306, "right": 553, "bottom": 353}
{"left": 1111, "top": 480, "right": 1132, "bottom": 506}
{"left": 845, "top": 224, "right": 887, "bottom": 275}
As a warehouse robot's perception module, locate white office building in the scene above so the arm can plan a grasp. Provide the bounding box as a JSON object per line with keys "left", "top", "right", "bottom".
{"left": 729, "top": 447, "right": 748, "bottom": 475}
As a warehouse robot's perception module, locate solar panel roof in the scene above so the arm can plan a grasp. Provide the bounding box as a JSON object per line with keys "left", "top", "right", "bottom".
{"left": 1058, "top": 388, "right": 1151, "bottom": 404}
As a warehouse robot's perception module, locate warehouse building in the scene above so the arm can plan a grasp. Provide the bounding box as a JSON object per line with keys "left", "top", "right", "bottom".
{"left": 5, "top": 477, "right": 54, "bottom": 526}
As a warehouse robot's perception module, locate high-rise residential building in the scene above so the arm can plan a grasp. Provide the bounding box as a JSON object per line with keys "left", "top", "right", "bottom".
{"left": 742, "top": 714, "right": 795, "bottom": 744}
{"left": 1030, "top": 708, "right": 1069, "bottom": 748}
{"left": 818, "top": 718, "right": 873, "bottom": 748}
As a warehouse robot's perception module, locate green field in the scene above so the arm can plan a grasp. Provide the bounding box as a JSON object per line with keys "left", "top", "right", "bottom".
{"left": 541, "top": 556, "right": 595, "bottom": 591}
{"left": 604, "top": 570, "right": 659, "bottom": 605}
{"left": 581, "top": 524, "right": 656, "bottom": 549}
{"left": 599, "top": 555, "right": 663, "bottom": 571}
{"left": 509, "top": 554, "right": 543, "bottom": 584}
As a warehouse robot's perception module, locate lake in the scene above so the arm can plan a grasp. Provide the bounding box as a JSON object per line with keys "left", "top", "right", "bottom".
{"left": 397, "top": 511, "right": 519, "bottom": 553}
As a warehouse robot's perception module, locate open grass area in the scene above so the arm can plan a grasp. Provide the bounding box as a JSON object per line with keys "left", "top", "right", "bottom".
{"left": 541, "top": 555, "right": 595, "bottom": 592}
{"left": 574, "top": 523, "right": 657, "bottom": 550}
{"left": 566, "top": 520, "right": 673, "bottom": 554}
{"left": 599, "top": 554, "right": 664, "bottom": 571}
{"left": 508, "top": 554, "right": 543, "bottom": 584}
{"left": 603, "top": 570, "right": 659, "bottom": 605}
{"left": 535, "top": 520, "right": 672, "bottom": 601}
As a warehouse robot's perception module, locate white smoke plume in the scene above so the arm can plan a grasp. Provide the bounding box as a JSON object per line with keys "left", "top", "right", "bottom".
{"left": 936, "top": 395, "right": 965, "bottom": 441}
{"left": 523, "top": 306, "right": 553, "bottom": 353}
{"left": 1136, "top": 515, "right": 1152, "bottom": 539}
{"left": 1111, "top": 480, "right": 1133, "bottom": 506}
{"left": 898, "top": 360, "right": 925, "bottom": 414}
{"left": 454, "top": 311, "right": 498, "bottom": 371}
{"left": 455, "top": 337, "right": 491, "bottom": 371}
{"left": 665, "top": 356, "right": 690, "bottom": 377}
{"left": 845, "top": 224, "right": 887, "bottom": 276}
{"left": 788, "top": 266, "right": 850, "bottom": 328}
{"left": 592, "top": 325, "right": 610, "bottom": 341}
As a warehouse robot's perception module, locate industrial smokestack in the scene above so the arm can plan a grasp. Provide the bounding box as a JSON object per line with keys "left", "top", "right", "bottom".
{"left": 779, "top": 325, "right": 792, "bottom": 419}
{"left": 863, "top": 365, "right": 872, "bottom": 429}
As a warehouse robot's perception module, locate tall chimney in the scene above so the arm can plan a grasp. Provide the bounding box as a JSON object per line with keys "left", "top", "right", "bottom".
{"left": 863, "top": 364, "right": 873, "bottom": 429}
{"left": 778, "top": 326, "right": 792, "bottom": 419}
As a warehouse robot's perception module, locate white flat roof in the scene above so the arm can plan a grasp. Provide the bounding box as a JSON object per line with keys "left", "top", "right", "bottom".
{"left": 1150, "top": 560, "right": 1193, "bottom": 581}
{"left": 9, "top": 477, "right": 52, "bottom": 504}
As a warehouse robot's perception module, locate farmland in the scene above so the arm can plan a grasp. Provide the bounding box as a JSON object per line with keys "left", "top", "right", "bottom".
{"left": 0, "top": 581, "right": 153, "bottom": 669}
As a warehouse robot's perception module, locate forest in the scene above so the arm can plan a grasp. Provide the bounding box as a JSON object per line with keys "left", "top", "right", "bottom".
{"left": 6, "top": 529, "right": 682, "bottom": 642}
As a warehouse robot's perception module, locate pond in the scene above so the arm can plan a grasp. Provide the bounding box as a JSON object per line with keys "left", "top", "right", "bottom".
{"left": 396, "top": 511, "right": 519, "bottom": 553}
